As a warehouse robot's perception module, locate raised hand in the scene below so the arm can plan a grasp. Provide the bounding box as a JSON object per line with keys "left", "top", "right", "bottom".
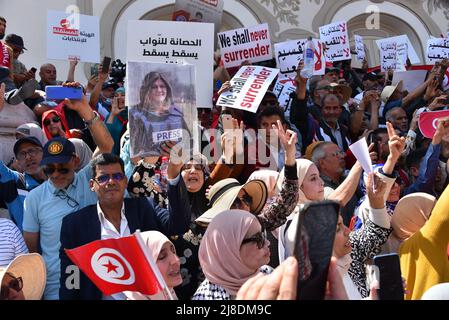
{"left": 221, "top": 117, "right": 244, "bottom": 162}
{"left": 428, "top": 95, "right": 448, "bottom": 111}
{"left": 295, "top": 59, "right": 307, "bottom": 84}
{"left": 217, "top": 81, "right": 231, "bottom": 96}
{"left": 271, "top": 120, "right": 298, "bottom": 166}
{"left": 366, "top": 173, "right": 387, "bottom": 209}
{"left": 433, "top": 116, "right": 449, "bottom": 145}
{"left": 386, "top": 122, "right": 405, "bottom": 161}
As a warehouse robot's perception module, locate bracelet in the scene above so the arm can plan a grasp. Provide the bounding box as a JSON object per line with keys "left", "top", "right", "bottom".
{"left": 83, "top": 111, "right": 100, "bottom": 126}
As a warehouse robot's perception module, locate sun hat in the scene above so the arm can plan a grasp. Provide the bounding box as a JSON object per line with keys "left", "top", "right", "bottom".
{"left": 195, "top": 178, "right": 268, "bottom": 225}
{"left": 0, "top": 253, "right": 46, "bottom": 300}
{"left": 381, "top": 80, "right": 403, "bottom": 104}
{"left": 329, "top": 83, "right": 352, "bottom": 104}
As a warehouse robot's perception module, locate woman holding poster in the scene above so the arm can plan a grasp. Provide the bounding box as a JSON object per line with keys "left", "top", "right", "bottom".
{"left": 128, "top": 62, "right": 194, "bottom": 157}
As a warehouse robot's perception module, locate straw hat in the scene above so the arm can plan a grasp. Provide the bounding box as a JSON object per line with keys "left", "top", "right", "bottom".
{"left": 195, "top": 178, "right": 268, "bottom": 225}
{"left": 304, "top": 141, "right": 324, "bottom": 160}
{"left": 329, "top": 83, "right": 352, "bottom": 104}
{"left": 0, "top": 253, "right": 46, "bottom": 300}
{"left": 381, "top": 80, "right": 403, "bottom": 104}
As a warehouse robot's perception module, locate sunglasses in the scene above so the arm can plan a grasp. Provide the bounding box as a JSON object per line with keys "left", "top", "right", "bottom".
{"left": 43, "top": 116, "right": 61, "bottom": 126}
{"left": 241, "top": 229, "right": 267, "bottom": 249}
{"left": 43, "top": 166, "right": 70, "bottom": 175}
{"left": 55, "top": 189, "right": 79, "bottom": 208}
{"left": 94, "top": 172, "right": 126, "bottom": 185}
{"left": 0, "top": 273, "right": 23, "bottom": 300}
{"left": 182, "top": 164, "right": 204, "bottom": 171}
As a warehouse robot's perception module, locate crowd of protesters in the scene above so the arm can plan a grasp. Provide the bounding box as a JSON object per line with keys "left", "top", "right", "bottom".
{"left": 2, "top": 13, "right": 449, "bottom": 301}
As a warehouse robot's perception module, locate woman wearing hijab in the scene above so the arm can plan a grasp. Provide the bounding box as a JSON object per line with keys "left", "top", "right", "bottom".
{"left": 124, "top": 231, "right": 182, "bottom": 300}
{"left": 69, "top": 138, "right": 93, "bottom": 172}
{"left": 41, "top": 109, "right": 72, "bottom": 140}
{"left": 392, "top": 186, "right": 449, "bottom": 300}
{"left": 192, "top": 209, "right": 272, "bottom": 300}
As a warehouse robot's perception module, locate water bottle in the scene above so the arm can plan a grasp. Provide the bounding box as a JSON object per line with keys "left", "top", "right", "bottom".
{"left": 160, "top": 156, "right": 169, "bottom": 190}
{"left": 300, "top": 36, "right": 315, "bottom": 79}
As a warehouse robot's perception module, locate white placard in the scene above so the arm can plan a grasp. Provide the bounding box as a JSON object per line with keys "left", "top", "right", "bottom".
{"left": 379, "top": 41, "right": 399, "bottom": 72}
{"left": 217, "top": 23, "right": 272, "bottom": 68}
{"left": 319, "top": 21, "right": 351, "bottom": 62}
{"left": 47, "top": 10, "right": 100, "bottom": 63}
{"left": 216, "top": 66, "right": 279, "bottom": 113}
{"left": 392, "top": 70, "right": 428, "bottom": 93}
{"left": 126, "top": 20, "right": 213, "bottom": 108}
{"left": 273, "top": 78, "right": 296, "bottom": 112}
{"left": 354, "top": 34, "right": 365, "bottom": 61}
{"left": 274, "top": 38, "right": 325, "bottom": 79}
{"left": 349, "top": 138, "right": 372, "bottom": 174}
{"left": 427, "top": 38, "right": 449, "bottom": 64}
{"left": 376, "top": 35, "right": 420, "bottom": 64}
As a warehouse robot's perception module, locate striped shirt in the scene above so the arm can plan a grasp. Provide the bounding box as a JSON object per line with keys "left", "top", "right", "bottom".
{"left": 0, "top": 218, "right": 28, "bottom": 266}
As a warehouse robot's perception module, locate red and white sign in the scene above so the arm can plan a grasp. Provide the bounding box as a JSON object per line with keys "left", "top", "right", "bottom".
{"left": 419, "top": 110, "right": 449, "bottom": 138}
{"left": 274, "top": 38, "right": 325, "bottom": 79}
{"left": 216, "top": 65, "right": 279, "bottom": 113}
{"left": 319, "top": 21, "right": 351, "bottom": 62}
{"left": 217, "top": 23, "right": 272, "bottom": 68}
{"left": 65, "top": 234, "right": 162, "bottom": 296}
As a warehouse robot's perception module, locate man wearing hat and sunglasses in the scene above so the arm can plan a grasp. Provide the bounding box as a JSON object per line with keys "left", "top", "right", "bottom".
{"left": 23, "top": 89, "right": 114, "bottom": 300}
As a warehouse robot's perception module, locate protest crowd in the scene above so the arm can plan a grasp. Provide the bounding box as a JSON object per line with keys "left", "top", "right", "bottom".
{"left": 2, "top": 4, "right": 449, "bottom": 302}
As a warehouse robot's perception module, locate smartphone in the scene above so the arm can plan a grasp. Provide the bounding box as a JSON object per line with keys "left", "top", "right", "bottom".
{"left": 30, "top": 67, "right": 37, "bottom": 73}
{"left": 372, "top": 253, "right": 404, "bottom": 300}
{"left": 45, "top": 86, "right": 83, "bottom": 101}
{"left": 222, "top": 114, "right": 233, "bottom": 130}
{"left": 90, "top": 64, "right": 99, "bottom": 77}
{"left": 294, "top": 200, "right": 340, "bottom": 300}
{"left": 102, "top": 56, "right": 112, "bottom": 74}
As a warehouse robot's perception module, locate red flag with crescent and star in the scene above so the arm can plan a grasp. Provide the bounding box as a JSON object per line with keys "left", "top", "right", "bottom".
{"left": 65, "top": 234, "right": 162, "bottom": 295}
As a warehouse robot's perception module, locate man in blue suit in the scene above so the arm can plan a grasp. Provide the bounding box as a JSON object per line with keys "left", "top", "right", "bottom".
{"left": 59, "top": 153, "right": 191, "bottom": 300}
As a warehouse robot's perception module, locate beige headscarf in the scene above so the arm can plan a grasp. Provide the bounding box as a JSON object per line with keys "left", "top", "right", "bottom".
{"left": 276, "top": 158, "right": 314, "bottom": 204}
{"left": 199, "top": 209, "right": 262, "bottom": 296}
{"left": 247, "top": 170, "right": 279, "bottom": 197}
{"left": 391, "top": 193, "right": 436, "bottom": 241}
{"left": 125, "top": 231, "right": 178, "bottom": 300}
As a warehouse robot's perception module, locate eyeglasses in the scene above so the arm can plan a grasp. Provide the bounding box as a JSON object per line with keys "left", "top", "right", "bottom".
{"left": 232, "top": 190, "right": 253, "bottom": 209}
{"left": 328, "top": 150, "right": 345, "bottom": 158}
{"left": 94, "top": 173, "right": 126, "bottom": 185}
{"left": 55, "top": 189, "right": 79, "bottom": 208}
{"left": 182, "top": 164, "right": 203, "bottom": 171}
{"left": 241, "top": 229, "right": 267, "bottom": 249}
{"left": 16, "top": 147, "right": 42, "bottom": 160}
{"left": 43, "top": 166, "right": 71, "bottom": 175}
{"left": 43, "top": 116, "right": 61, "bottom": 126}
{"left": 0, "top": 273, "right": 23, "bottom": 300}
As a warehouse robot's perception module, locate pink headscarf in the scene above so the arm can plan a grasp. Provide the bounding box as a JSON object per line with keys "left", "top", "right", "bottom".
{"left": 124, "top": 231, "right": 178, "bottom": 300}
{"left": 276, "top": 159, "right": 314, "bottom": 204}
{"left": 199, "top": 209, "right": 262, "bottom": 296}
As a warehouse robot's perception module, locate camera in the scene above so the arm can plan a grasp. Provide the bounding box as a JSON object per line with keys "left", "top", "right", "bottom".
{"left": 109, "top": 59, "right": 126, "bottom": 84}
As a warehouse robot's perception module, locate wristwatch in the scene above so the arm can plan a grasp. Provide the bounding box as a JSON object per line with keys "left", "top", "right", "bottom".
{"left": 84, "top": 111, "right": 100, "bottom": 126}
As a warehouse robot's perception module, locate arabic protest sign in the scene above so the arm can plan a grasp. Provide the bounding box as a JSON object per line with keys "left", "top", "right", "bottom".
{"left": 127, "top": 20, "right": 213, "bottom": 108}
{"left": 274, "top": 38, "right": 325, "bottom": 79}
{"left": 427, "top": 38, "right": 449, "bottom": 64}
{"left": 354, "top": 35, "right": 365, "bottom": 61}
{"left": 172, "top": 0, "right": 223, "bottom": 34}
{"left": 419, "top": 110, "right": 449, "bottom": 138}
{"left": 47, "top": 10, "right": 100, "bottom": 63}
{"left": 127, "top": 61, "right": 196, "bottom": 158}
{"left": 273, "top": 78, "right": 296, "bottom": 112}
{"left": 216, "top": 65, "right": 279, "bottom": 113}
{"left": 379, "top": 40, "right": 399, "bottom": 71}
{"left": 319, "top": 21, "right": 351, "bottom": 62}
{"left": 217, "top": 23, "right": 272, "bottom": 68}
{"left": 376, "top": 35, "right": 420, "bottom": 64}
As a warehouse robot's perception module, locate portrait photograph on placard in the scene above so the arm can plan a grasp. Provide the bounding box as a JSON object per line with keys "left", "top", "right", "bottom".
{"left": 127, "top": 61, "right": 196, "bottom": 158}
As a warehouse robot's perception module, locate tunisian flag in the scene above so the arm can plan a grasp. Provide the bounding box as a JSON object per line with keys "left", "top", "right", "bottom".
{"left": 418, "top": 110, "right": 449, "bottom": 139}
{"left": 65, "top": 234, "right": 163, "bottom": 296}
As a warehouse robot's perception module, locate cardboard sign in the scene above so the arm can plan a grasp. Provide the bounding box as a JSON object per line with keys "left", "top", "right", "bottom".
{"left": 419, "top": 110, "right": 449, "bottom": 138}
{"left": 319, "top": 21, "right": 351, "bottom": 62}
{"left": 376, "top": 35, "right": 420, "bottom": 64}
{"left": 47, "top": 10, "right": 100, "bottom": 63}
{"left": 216, "top": 65, "right": 279, "bottom": 113}
{"left": 392, "top": 70, "right": 428, "bottom": 93}
{"left": 217, "top": 23, "right": 272, "bottom": 68}
{"left": 126, "top": 20, "right": 213, "bottom": 108}
{"left": 126, "top": 61, "right": 196, "bottom": 158}
{"left": 427, "top": 38, "right": 449, "bottom": 64}
{"left": 354, "top": 35, "right": 365, "bottom": 61}
{"left": 172, "top": 0, "right": 223, "bottom": 34}
{"left": 274, "top": 38, "right": 325, "bottom": 79}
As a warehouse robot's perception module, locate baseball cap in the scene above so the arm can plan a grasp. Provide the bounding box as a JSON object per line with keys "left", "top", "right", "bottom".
{"left": 5, "top": 34, "right": 27, "bottom": 50}
{"left": 102, "top": 80, "right": 118, "bottom": 91}
{"left": 363, "top": 72, "right": 378, "bottom": 82}
{"left": 13, "top": 136, "right": 43, "bottom": 156}
{"left": 40, "top": 137, "right": 76, "bottom": 166}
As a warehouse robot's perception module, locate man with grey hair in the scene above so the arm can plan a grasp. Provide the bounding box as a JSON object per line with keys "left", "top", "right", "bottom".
{"left": 311, "top": 141, "right": 361, "bottom": 225}
{"left": 385, "top": 106, "right": 408, "bottom": 135}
